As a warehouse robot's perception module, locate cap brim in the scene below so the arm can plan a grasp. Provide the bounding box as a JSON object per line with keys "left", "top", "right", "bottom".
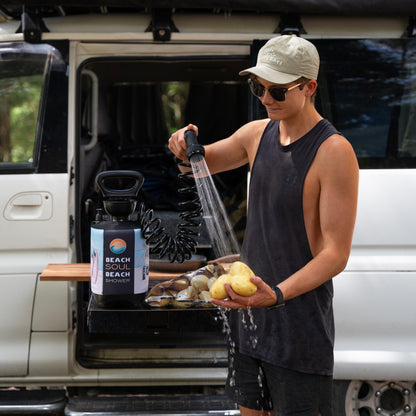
{"left": 239, "top": 65, "right": 299, "bottom": 85}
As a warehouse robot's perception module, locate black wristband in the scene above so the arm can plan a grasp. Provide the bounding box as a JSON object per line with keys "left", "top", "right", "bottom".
{"left": 268, "top": 286, "right": 285, "bottom": 310}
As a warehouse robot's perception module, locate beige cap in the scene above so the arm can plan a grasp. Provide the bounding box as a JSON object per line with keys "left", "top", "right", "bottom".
{"left": 239, "top": 35, "right": 319, "bottom": 84}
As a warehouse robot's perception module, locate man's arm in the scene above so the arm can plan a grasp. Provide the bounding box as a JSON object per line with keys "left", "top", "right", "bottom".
{"left": 278, "top": 135, "right": 359, "bottom": 301}
{"left": 168, "top": 120, "right": 268, "bottom": 174}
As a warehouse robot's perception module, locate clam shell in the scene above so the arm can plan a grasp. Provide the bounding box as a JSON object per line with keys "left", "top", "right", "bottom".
{"left": 176, "top": 286, "right": 197, "bottom": 300}
{"left": 191, "top": 275, "right": 209, "bottom": 291}
{"left": 207, "top": 276, "right": 217, "bottom": 290}
{"left": 168, "top": 278, "right": 189, "bottom": 292}
{"left": 199, "top": 290, "right": 211, "bottom": 302}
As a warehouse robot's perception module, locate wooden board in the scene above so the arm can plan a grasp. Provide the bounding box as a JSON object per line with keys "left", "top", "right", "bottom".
{"left": 40, "top": 263, "right": 183, "bottom": 282}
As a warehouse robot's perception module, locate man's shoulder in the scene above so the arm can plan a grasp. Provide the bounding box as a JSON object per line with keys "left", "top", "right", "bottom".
{"left": 244, "top": 118, "right": 271, "bottom": 131}
{"left": 237, "top": 118, "right": 270, "bottom": 143}
{"left": 235, "top": 119, "right": 271, "bottom": 166}
{"left": 317, "top": 132, "right": 358, "bottom": 172}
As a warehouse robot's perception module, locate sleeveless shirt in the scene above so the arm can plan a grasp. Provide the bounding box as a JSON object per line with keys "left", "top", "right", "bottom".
{"left": 231, "top": 118, "right": 340, "bottom": 376}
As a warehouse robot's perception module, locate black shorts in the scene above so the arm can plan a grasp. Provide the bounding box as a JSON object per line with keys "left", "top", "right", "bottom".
{"left": 225, "top": 349, "right": 333, "bottom": 416}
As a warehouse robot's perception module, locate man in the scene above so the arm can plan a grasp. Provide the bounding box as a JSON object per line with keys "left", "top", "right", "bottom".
{"left": 168, "top": 35, "right": 359, "bottom": 416}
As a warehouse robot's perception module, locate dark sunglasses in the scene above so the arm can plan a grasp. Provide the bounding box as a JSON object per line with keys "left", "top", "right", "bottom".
{"left": 248, "top": 78, "right": 304, "bottom": 102}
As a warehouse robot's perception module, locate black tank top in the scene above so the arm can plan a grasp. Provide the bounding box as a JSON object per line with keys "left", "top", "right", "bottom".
{"left": 231, "top": 118, "right": 340, "bottom": 375}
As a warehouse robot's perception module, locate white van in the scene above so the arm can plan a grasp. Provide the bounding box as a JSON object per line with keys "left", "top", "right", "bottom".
{"left": 0, "top": 1, "right": 415, "bottom": 415}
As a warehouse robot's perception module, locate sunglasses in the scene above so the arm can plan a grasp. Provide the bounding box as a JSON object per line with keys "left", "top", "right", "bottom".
{"left": 248, "top": 79, "right": 304, "bottom": 102}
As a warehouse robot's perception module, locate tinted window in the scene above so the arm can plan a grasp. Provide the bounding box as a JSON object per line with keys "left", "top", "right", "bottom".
{"left": 0, "top": 42, "right": 67, "bottom": 173}
{"left": 315, "top": 38, "right": 416, "bottom": 168}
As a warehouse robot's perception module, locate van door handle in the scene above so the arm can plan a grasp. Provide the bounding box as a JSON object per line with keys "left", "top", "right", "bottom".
{"left": 4, "top": 192, "right": 52, "bottom": 220}
{"left": 12, "top": 194, "right": 43, "bottom": 206}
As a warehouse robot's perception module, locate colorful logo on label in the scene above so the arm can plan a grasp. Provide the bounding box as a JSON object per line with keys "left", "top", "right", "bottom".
{"left": 109, "top": 238, "right": 127, "bottom": 254}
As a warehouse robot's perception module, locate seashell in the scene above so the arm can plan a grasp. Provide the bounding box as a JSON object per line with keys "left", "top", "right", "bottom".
{"left": 199, "top": 291, "right": 211, "bottom": 302}
{"left": 182, "top": 263, "right": 225, "bottom": 281}
{"left": 197, "top": 264, "right": 217, "bottom": 278}
{"left": 168, "top": 278, "right": 189, "bottom": 292}
{"left": 146, "top": 297, "right": 170, "bottom": 308}
{"left": 171, "top": 299, "right": 194, "bottom": 308}
{"left": 171, "top": 287, "right": 197, "bottom": 308}
{"left": 145, "top": 297, "right": 160, "bottom": 307}
{"left": 158, "top": 296, "right": 173, "bottom": 307}
{"left": 147, "top": 284, "right": 169, "bottom": 297}
{"left": 176, "top": 286, "right": 197, "bottom": 300}
{"left": 145, "top": 288, "right": 174, "bottom": 307}
{"left": 207, "top": 276, "right": 217, "bottom": 290}
{"left": 213, "top": 263, "right": 226, "bottom": 276}
{"left": 190, "top": 275, "right": 209, "bottom": 291}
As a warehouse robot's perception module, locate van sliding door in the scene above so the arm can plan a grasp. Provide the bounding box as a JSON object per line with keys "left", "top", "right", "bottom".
{"left": 0, "top": 41, "right": 69, "bottom": 376}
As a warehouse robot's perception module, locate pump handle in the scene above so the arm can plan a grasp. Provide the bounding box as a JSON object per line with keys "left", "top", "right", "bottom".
{"left": 95, "top": 170, "right": 144, "bottom": 199}
{"left": 185, "top": 129, "right": 205, "bottom": 161}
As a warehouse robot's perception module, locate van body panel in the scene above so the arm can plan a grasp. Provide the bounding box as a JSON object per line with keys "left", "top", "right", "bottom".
{"left": 32, "top": 280, "right": 69, "bottom": 331}
{"left": 0, "top": 275, "right": 36, "bottom": 376}
{"left": 334, "top": 271, "right": 416, "bottom": 379}
{"left": 348, "top": 169, "right": 416, "bottom": 270}
{"left": 74, "top": 42, "right": 250, "bottom": 66}
{"left": 29, "top": 332, "right": 70, "bottom": 377}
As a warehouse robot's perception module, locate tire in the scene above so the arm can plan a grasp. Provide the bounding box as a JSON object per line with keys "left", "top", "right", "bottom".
{"left": 333, "top": 380, "right": 349, "bottom": 415}
{"left": 333, "top": 380, "right": 416, "bottom": 416}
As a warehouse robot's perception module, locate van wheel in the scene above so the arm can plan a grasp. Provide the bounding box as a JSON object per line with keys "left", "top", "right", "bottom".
{"left": 333, "top": 380, "right": 416, "bottom": 415}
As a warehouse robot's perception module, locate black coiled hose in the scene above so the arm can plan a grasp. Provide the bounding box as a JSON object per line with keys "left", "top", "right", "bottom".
{"left": 137, "top": 159, "right": 202, "bottom": 263}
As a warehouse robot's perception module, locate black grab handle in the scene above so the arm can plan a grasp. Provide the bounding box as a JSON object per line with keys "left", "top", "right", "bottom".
{"left": 95, "top": 170, "right": 144, "bottom": 199}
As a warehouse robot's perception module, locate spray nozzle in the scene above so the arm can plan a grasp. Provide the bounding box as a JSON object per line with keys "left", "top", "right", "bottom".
{"left": 185, "top": 129, "right": 205, "bottom": 162}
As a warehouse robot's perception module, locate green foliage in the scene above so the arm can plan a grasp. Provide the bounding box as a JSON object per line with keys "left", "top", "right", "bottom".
{"left": 0, "top": 75, "right": 42, "bottom": 163}
{"left": 161, "top": 82, "right": 189, "bottom": 134}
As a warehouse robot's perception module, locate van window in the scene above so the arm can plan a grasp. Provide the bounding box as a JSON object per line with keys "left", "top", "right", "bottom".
{"left": 315, "top": 38, "right": 416, "bottom": 169}
{"left": 0, "top": 42, "right": 67, "bottom": 172}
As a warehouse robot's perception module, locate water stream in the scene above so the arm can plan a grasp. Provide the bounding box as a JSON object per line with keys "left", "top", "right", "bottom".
{"left": 188, "top": 154, "right": 266, "bottom": 408}
{"left": 189, "top": 154, "right": 240, "bottom": 259}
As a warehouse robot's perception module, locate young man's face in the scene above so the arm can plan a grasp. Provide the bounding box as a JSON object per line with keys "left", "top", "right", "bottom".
{"left": 251, "top": 77, "right": 313, "bottom": 121}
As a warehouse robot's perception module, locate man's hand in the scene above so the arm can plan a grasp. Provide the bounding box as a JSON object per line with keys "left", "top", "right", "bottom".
{"left": 209, "top": 275, "right": 278, "bottom": 309}
{"left": 168, "top": 124, "right": 198, "bottom": 161}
